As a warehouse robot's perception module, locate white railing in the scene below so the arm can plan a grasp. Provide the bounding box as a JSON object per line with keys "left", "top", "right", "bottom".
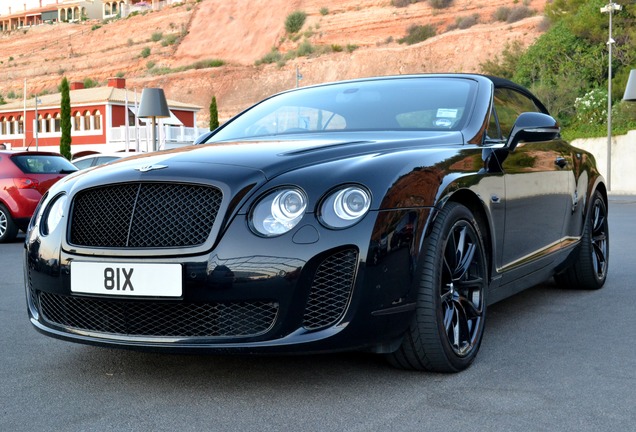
{"left": 108, "top": 125, "right": 209, "bottom": 151}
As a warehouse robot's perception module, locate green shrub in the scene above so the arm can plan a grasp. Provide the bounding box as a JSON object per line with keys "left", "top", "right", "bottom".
{"left": 151, "top": 32, "right": 163, "bottom": 42}
{"left": 146, "top": 60, "right": 155, "bottom": 69}
{"left": 141, "top": 47, "right": 151, "bottom": 58}
{"left": 346, "top": 44, "right": 359, "bottom": 53}
{"left": 83, "top": 78, "right": 99, "bottom": 88}
{"left": 162, "top": 34, "right": 179, "bottom": 46}
{"left": 493, "top": 7, "right": 510, "bottom": 22}
{"left": 506, "top": 6, "right": 534, "bottom": 23}
{"left": 319, "top": 7, "right": 329, "bottom": 16}
{"left": 296, "top": 39, "right": 315, "bottom": 57}
{"left": 429, "top": 0, "right": 452, "bottom": 8}
{"left": 91, "top": 24, "right": 101, "bottom": 31}
{"left": 331, "top": 44, "right": 343, "bottom": 52}
{"left": 285, "top": 11, "right": 307, "bottom": 33}
{"left": 398, "top": 24, "right": 436, "bottom": 45}
{"left": 255, "top": 48, "right": 283, "bottom": 65}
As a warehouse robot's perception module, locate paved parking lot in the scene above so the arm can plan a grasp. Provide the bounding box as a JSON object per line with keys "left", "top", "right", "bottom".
{"left": 1, "top": 196, "right": 635, "bottom": 432}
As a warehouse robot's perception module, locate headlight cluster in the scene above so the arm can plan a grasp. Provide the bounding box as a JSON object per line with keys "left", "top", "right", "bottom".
{"left": 249, "top": 185, "right": 371, "bottom": 237}
{"left": 39, "top": 194, "right": 68, "bottom": 236}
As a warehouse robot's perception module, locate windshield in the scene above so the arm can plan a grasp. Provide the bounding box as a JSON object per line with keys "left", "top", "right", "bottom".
{"left": 208, "top": 77, "right": 477, "bottom": 142}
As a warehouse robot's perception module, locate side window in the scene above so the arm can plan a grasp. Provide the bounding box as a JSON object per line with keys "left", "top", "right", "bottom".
{"left": 486, "top": 106, "right": 501, "bottom": 141}
{"left": 493, "top": 88, "right": 542, "bottom": 139}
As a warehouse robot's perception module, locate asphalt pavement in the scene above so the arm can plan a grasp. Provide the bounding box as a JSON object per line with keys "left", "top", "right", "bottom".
{"left": 1, "top": 196, "right": 635, "bottom": 431}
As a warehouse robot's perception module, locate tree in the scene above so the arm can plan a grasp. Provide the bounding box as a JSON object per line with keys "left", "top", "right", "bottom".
{"left": 209, "top": 96, "right": 219, "bottom": 130}
{"left": 59, "top": 77, "right": 72, "bottom": 159}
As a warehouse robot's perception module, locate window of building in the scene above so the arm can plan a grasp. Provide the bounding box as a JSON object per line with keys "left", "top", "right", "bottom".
{"left": 84, "top": 110, "right": 92, "bottom": 130}
{"left": 93, "top": 110, "right": 102, "bottom": 130}
{"left": 45, "top": 114, "right": 52, "bottom": 133}
{"left": 73, "top": 111, "right": 81, "bottom": 131}
{"left": 54, "top": 113, "right": 61, "bottom": 132}
{"left": 18, "top": 116, "right": 24, "bottom": 134}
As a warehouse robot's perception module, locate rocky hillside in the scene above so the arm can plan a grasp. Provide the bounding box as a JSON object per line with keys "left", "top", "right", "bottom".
{"left": 0, "top": 0, "right": 547, "bottom": 125}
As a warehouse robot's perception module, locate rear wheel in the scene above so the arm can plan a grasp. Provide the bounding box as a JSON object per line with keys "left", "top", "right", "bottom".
{"left": 555, "top": 191, "right": 609, "bottom": 290}
{"left": 387, "top": 203, "right": 488, "bottom": 372}
{"left": 0, "top": 204, "right": 18, "bottom": 243}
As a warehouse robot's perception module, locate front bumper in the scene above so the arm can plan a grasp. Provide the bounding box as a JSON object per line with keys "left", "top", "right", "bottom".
{"left": 25, "top": 210, "right": 420, "bottom": 354}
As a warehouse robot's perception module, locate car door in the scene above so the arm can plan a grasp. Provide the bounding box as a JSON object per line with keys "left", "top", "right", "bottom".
{"left": 490, "top": 86, "right": 572, "bottom": 273}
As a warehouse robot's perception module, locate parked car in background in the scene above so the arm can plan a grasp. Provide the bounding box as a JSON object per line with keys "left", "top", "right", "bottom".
{"left": 72, "top": 152, "right": 136, "bottom": 170}
{"left": 25, "top": 74, "right": 608, "bottom": 372}
{"left": 0, "top": 150, "right": 77, "bottom": 242}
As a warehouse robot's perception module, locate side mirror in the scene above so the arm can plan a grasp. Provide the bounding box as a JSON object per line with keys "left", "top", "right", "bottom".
{"left": 506, "top": 112, "right": 560, "bottom": 151}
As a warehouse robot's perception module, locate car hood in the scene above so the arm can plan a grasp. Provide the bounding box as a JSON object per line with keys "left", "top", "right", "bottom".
{"left": 125, "top": 131, "right": 462, "bottom": 178}
{"left": 57, "top": 132, "right": 463, "bottom": 215}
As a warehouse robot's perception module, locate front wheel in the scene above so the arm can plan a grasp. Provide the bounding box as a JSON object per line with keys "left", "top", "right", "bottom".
{"left": 387, "top": 203, "right": 488, "bottom": 372}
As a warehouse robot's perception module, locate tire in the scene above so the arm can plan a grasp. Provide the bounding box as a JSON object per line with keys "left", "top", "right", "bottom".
{"left": 387, "top": 202, "right": 488, "bottom": 372}
{"left": 0, "top": 204, "right": 19, "bottom": 243}
{"left": 555, "top": 191, "right": 609, "bottom": 290}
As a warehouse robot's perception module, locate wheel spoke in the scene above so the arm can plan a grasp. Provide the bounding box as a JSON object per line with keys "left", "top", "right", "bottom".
{"left": 457, "top": 294, "right": 481, "bottom": 320}
{"left": 453, "top": 301, "right": 471, "bottom": 354}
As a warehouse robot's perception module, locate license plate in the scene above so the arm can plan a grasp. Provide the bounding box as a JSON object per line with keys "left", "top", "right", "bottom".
{"left": 71, "top": 262, "right": 182, "bottom": 297}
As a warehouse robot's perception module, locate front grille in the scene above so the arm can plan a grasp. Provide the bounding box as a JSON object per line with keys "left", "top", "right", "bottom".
{"left": 38, "top": 292, "right": 278, "bottom": 338}
{"left": 70, "top": 183, "right": 222, "bottom": 248}
{"left": 302, "top": 248, "right": 358, "bottom": 330}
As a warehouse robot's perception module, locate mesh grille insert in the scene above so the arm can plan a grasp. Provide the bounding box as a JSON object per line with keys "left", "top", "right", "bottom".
{"left": 70, "top": 183, "right": 222, "bottom": 248}
{"left": 302, "top": 248, "right": 358, "bottom": 330}
{"left": 38, "top": 292, "right": 278, "bottom": 338}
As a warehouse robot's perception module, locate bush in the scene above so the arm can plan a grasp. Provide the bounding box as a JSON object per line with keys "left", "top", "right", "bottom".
{"left": 391, "top": 0, "right": 424, "bottom": 7}
{"left": 429, "top": 0, "right": 452, "bottom": 9}
{"left": 162, "top": 34, "right": 179, "bottom": 46}
{"left": 141, "top": 47, "right": 151, "bottom": 58}
{"left": 285, "top": 11, "right": 307, "bottom": 34}
{"left": 151, "top": 32, "right": 163, "bottom": 42}
{"left": 83, "top": 78, "right": 99, "bottom": 89}
{"left": 493, "top": 7, "right": 510, "bottom": 22}
{"left": 296, "top": 39, "right": 315, "bottom": 57}
{"left": 506, "top": 6, "right": 534, "bottom": 23}
{"left": 398, "top": 24, "right": 436, "bottom": 45}
{"left": 255, "top": 48, "right": 283, "bottom": 65}
{"left": 319, "top": 7, "right": 329, "bottom": 16}
{"left": 574, "top": 88, "right": 607, "bottom": 126}
{"left": 449, "top": 14, "right": 479, "bottom": 31}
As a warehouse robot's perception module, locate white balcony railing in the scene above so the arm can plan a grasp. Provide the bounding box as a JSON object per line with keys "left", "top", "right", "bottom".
{"left": 108, "top": 125, "right": 209, "bottom": 151}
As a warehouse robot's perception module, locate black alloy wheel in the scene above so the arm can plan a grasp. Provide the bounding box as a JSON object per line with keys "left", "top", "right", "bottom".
{"left": 556, "top": 191, "right": 609, "bottom": 290}
{"left": 388, "top": 202, "right": 488, "bottom": 372}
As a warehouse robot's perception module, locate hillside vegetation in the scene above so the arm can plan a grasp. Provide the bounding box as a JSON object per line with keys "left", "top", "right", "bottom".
{"left": 482, "top": 0, "right": 636, "bottom": 138}
{"left": 6, "top": 0, "right": 608, "bottom": 129}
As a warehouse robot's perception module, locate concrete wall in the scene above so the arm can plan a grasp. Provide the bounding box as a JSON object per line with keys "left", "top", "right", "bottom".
{"left": 571, "top": 130, "right": 636, "bottom": 195}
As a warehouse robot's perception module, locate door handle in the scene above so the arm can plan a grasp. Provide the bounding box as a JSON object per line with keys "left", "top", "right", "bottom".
{"left": 555, "top": 157, "right": 567, "bottom": 168}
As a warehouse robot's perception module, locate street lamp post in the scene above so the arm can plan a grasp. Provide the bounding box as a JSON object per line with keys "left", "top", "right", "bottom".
{"left": 600, "top": 1, "right": 621, "bottom": 191}
{"left": 34, "top": 97, "right": 41, "bottom": 151}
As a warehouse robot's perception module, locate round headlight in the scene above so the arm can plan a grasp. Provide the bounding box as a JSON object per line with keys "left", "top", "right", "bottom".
{"left": 251, "top": 188, "right": 307, "bottom": 236}
{"left": 42, "top": 194, "right": 68, "bottom": 236}
{"left": 320, "top": 186, "right": 371, "bottom": 229}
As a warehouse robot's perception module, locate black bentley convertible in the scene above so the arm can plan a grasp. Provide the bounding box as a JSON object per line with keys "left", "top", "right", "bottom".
{"left": 24, "top": 74, "right": 608, "bottom": 372}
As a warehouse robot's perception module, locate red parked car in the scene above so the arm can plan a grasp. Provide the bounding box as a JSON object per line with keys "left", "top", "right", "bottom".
{"left": 0, "top": 150, "right": 77, "bottom": 242}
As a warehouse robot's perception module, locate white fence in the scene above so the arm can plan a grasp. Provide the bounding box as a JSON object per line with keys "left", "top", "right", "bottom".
{"left": 108, "top": 124, "right": 209, "bottom": 152}
{"left": 572, "top": 130, "right": 636, "bottom": 195}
